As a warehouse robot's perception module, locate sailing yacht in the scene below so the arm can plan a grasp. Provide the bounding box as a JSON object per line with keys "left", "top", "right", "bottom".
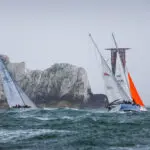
{"left": 114, "top": 52, "right": 147, "bottom": 111}
{"left": 89, "top": 34, "right": 147, "bottom": 112}
{"left": 112, "top": 34, "right": 147, "bottom": 111}
{"left": 0, "top": 57, "right": 36, "bottom": 109}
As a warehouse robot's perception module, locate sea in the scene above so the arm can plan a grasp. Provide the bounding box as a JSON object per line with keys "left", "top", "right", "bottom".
{"left": 0, "top": 108, "right": 150, "bottom": 150}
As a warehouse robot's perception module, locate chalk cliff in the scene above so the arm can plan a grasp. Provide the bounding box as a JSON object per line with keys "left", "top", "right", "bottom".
{"left": 0, "top": 55, "right": 108, "bottom": 108}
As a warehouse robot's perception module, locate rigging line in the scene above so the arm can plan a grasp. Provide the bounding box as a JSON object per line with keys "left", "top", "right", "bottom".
{"left": 88, "top": 33, "right": 107, "bottom": 96}
{"left": 89, "top": 35, "right": 102, "bottom": 71}
{"left": 89, "top": 33, "right": 130, "bottom": 102}
{"left": 89, "top": 34, "right": 104, "bottom": 88}
{"left": 108, "top": 99, "right": 120, "bottom": 105}
{"left": 112, "top": 33, "right": 118, "bottom": 49}
{"left": 89, "top": 33, "right": 103, "bottom": 58}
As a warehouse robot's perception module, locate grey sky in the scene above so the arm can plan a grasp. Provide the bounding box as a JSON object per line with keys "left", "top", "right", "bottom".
{"left": 0, "top": 0, "right": 150, "bottom": 105}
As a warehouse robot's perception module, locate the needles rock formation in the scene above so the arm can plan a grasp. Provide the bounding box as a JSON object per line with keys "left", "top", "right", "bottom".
{"left": 0, "top": 55, "right": 108, "bottom": 108}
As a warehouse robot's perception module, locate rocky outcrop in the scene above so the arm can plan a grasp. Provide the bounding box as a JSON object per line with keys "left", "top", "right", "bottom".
{"left": 0, "top": 55, "right": 107, "bottom": 108}
{"left": 81, "top": 94, "right": 108, "bottom": 108}
{"left": 16, "top": 63, "right": 91, "bottom": 107}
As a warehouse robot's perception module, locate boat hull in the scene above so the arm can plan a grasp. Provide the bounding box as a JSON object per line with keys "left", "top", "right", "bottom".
{"left": 120, "top": 104, "right": 140, "bottom": 112}
{"left": 110, "top": 104, "right": 147, "bottom": 112}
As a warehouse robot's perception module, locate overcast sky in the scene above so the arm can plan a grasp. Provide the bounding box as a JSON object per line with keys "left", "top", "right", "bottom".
{"left": 0, "top": 0, "right": 150, "bottom": 105}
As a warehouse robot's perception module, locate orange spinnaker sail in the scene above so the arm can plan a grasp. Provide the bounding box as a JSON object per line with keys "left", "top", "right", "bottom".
{"left": 128, "top": 73, "right": 144, "bottom": 106}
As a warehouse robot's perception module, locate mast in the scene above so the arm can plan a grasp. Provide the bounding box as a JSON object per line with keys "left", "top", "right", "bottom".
{"left": 89, "top": 33, "right": 131, "bottom": 103}
{"left": 105, "top": 33, "right": 130, "bottom": 74}
{"left": 111, "top": 33, "right": 131, "bottom": 100}
{"left": 89, "top": 33, "right": 102, "bottom": 58}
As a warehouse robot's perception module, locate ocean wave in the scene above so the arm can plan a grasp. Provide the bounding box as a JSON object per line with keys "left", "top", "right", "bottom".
{"left": 0, "top": 129, "right": 75, "bottom": 143}
{"left": 43, "top": 108, "right": 59, "bottom": 111}
{"left": 0, "top": 108, "right": 150, "bottom": 150}
{"left": 34, "top": 117, "right": 56, "bottom": 121}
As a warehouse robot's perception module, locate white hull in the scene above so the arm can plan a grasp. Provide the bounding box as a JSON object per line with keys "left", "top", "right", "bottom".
{"left": 140, "top": 106, "right": 147, "bottom": 112}
{"left": 109, "top": 104, "right": 147, "bottom": 112}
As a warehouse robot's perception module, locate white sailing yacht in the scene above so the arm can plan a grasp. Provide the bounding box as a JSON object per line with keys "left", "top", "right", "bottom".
{"left": 112, "top": 34, "right": 147, "bottom": 111}
{"left": 0, "top": 58, "right": 36, "bottom": 109}
{"left": 89, "top": 33, "right": 147, "bottom": 112}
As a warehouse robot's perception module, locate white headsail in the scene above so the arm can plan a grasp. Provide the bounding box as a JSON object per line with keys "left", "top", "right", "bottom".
{"left": 115, "top": 52, "right": 132, "bottom": 101}
{"left": 0, "top": 59, "right": 36, "bottom": 108}
{"left": 111, "top": 33, "right": 132, "bottom": 101}
{"left": 100, "top": 49, "right": 130, "bottom": 103}
{"left": 15, "top": 84, "right": 37, "bottom": 108}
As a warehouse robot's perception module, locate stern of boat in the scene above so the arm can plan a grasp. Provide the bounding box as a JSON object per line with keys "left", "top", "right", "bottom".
{"left": 140, "top": 106, "right": 147, "bottom": 111}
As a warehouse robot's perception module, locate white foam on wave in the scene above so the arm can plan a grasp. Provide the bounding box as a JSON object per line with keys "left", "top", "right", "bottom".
{"left": 88, "top": 109, "right": 108, "bottom": 114}
{"left": 64, "top": 107, "right": 80, "bottom": 111}
{"left": 43, "top": 108, "right": 59, "bottom": 111}
{"left": 110, "top": 145, "right": 150, "bottom": 150}
{"left": 0, "top": 129, "right": 75, "bottom": 143}
{"left": 35, "top": 117, "right": 56, "bottom": 121}
{"left": 73, "top": 113, "right": 91, "bottom": 121}
{"left": 9, "top": 108, "right": 36, "bottom": 113}
{"left": 61, "top": 116, "right": 74, "bottom": 120}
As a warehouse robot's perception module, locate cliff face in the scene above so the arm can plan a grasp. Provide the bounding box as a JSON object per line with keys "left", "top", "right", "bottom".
{"left": 6, "top": 61, "right": 92, "bottom": 107}
{"left": 0, "top": 55, "right": 107, "bottom": 108}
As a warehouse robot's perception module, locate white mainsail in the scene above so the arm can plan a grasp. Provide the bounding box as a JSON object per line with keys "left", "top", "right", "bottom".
{"left": 111, "top": 33, "right": 132, "bottom": 102}
{"left": 89, "top": 34, "right": 131, "bottom": 104}
{"left": 100, "top": 50, "right": 130, "bottom": 104}
{"left": 115, "top": 52, "right": 132, "bottom": 101}
{"left": 0, "top": 59, "right": 36, "bottom": 108}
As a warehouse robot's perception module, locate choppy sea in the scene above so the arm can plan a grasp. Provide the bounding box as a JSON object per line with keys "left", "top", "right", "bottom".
{"left": 0, "top": 108, "right": 150, "bottom": 150}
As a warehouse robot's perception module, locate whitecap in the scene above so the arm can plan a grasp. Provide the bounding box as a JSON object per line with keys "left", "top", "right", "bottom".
{"left": 35, "top": 117, "right": 56, "bottom": 121}
{"left": 43, "top": 108, "right": 59, "bottom": 111}
{"left": 61, "top": 116, "right": 74, "bottom": 120}
{"left": 0, "top": 129, "right": 75, "bottom": 143}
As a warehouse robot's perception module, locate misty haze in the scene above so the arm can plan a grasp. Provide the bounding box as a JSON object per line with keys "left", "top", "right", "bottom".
{"left": 0, "top": 0, "right": 150, "bottom": 150}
